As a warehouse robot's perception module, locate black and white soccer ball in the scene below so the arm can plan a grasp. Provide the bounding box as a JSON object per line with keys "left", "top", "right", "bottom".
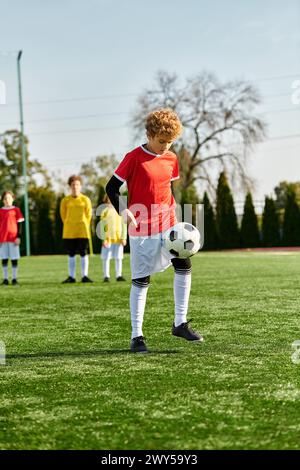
{"left": 163, "top": 223, "right": 201, "bottom": 258}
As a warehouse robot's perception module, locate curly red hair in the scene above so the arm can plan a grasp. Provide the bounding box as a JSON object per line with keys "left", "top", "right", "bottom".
{"left": 146, "top": 108, "right": 182, "bottom": 140}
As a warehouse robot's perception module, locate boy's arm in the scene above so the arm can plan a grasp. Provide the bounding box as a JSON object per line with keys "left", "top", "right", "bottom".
{"left": 171, "top": 181, "right": 176, "bottom": 198}
{"left": 17, "top": 221, "right": 23, "bottom": 237}
{"left": 106, "top": 176, "right": 137, "bottom": 227}
{"left": 100, "top": 221, "right": 111, "bottom": 246}
{"left": 15, "top": 221, "right": 23, "bottom": 245}
{"left": 15, "top": 208, "right": 24, "bottom": 244}
{"left": 85, "top": 197, "right": 92, "bottom": 224}
{"left": 121, "top": 217, "right": 127, "bottom": 242}
{"left": 60, "top": 198, "right": 66, "bottom": 223}
{"left": 106, "top": 176, "right": 126, "bottom": 214}
{"left": 99, "top": 209, "right": 111, "bottom": 246}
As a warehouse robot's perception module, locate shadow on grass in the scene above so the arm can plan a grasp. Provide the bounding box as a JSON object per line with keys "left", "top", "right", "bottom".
{"left": 6, "top": 349, "right": 180, "bottom": 360}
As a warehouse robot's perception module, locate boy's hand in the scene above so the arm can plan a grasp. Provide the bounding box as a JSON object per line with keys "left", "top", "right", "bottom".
{"left": 121, "top": 240, "right": 127, "bottom": 247}
{"left": 103, "top": 241, "right": 111, "bottom": 248}
{"left": 121, "top": 209, "right": 138, "bottom": 228}
{"left": 14, "top": 237, "right": 21, "bottom": 246}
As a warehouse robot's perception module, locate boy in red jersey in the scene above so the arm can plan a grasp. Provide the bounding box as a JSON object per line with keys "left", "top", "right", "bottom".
{"left": 106, "top": 108, "right": 203, "bottom": 352}
{"left": 0, "top": 191, "right": 24, "bottom": 285}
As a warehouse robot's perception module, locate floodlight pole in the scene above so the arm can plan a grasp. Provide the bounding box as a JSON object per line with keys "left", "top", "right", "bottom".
{"left": 17, "top": 50, "right": 30, "bottom": 256}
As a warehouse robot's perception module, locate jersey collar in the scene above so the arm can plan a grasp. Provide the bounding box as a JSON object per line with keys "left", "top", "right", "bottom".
{"left": 141, "top": 144, "right": 162, "bottom": 157}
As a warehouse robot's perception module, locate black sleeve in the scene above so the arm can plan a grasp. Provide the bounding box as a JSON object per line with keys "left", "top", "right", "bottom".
{"left": 17, "top": 221, "right": 23, "bottom": 237}
{"left": 106, "top": 175, "right": 127, "bottom": 215}
{"left": 171, "top": 181, "right": 177, "bottom": 199}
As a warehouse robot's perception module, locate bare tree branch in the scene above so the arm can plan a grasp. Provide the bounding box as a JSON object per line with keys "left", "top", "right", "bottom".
{"left": 131, "top": 70, "right": 266, "bottom": 196}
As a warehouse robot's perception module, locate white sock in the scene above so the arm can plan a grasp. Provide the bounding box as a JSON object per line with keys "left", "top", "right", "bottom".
{"left": 174, "top": 272, "right": 191, "bottom": 326}
{"left": 115, "top": 259, "right": 122, "bottom": 278}
{"left": 68, "top": 256, "right": 76, "bottom": 278}
{"left": 103, "top": 258, "right": 110, "bottom": 278}
{"left": 130, "top": 283, "right": 149, "bottom": 339}
{"left": 12, "top": 265, "right": 18, "bottom": 280}
{"left": 81, "top": 255, "right": 89, "bottom": 277}
{"left": 2, "top": 265, "right": 8, "bottom": 280}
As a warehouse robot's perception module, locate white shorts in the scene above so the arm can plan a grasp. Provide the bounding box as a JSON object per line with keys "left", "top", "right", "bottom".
{"left": 101, "top": 243, "right": 124, "bottom": 260}
{"left": 129, "top": 232, "right": 174, "bottom": 279}
{"left": 0, "top": 242, "right": 20, "bottom": 260}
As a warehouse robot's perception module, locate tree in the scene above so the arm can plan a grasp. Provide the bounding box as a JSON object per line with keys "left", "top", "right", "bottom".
{"left": 216, "top": 172, "right": 239, "bottom": 249}
{"left": 179, "top": 180, "right": 200, "bottom": 228}
{"left": 29, "top": 187, "right": 55, "bottom": 255}
{"left": 262, "top": 197, "right": 280, "bottom": 247}
{"left": 0, "top": 129, "right": 52, "bottom": 196}
{"left": 282, "top": 189, "right": 300, "bottom": 246}
{"left": 274, "top": 181, "right": 300, "bottom": 209}
{"left": 36, "top": 191, "right": 55, "bottom": 255}
{"left": 202, "top": 192, "right": 218, "bottom": 250}
{"left": 79, "top": 154, "right": 119, "bottom": 204}
{"left": 132, "top": 71, "right": 265, "bottom": 195}
{"left": 96, "top": 184, "right": 106, "bottom": 207}
{"left": 54, "top": 194, "right": 65, "bottom": 254}
{"left": 240, "top": 192, "right": 260, "bottom": 247}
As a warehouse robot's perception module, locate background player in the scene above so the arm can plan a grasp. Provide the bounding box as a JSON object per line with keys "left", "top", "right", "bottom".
{"left": 0, "top": 191, "right": 24, "bottom": 285}
{"left": 100, "top": 195, "right": 127, "bottom": 282}
{"left": 60, "top": 175, "right": 93, "bottom": 283}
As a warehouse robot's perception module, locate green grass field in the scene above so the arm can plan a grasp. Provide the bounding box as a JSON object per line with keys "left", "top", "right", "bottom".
{"left": 1, "top": 251, "right": 300, "bottom": 450}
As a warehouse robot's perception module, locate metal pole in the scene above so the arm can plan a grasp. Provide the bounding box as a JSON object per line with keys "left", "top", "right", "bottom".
{"left": 17, "top": 50, "right": 30, "bottom": 256}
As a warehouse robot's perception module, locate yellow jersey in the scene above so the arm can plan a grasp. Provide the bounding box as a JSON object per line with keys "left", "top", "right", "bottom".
{"left": 60, "top": 194, "right": 92, "bottom": 239}
{"left": 100, "top": 205, "right": 127, "bottom": 244}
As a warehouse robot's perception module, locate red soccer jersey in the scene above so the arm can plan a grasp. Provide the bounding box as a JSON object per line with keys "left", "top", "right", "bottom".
{"left": 0, "top": 206, "right": 25, "bottom": 243}
{"left": 114, "top": 145, "right": 179, "bottom": 236}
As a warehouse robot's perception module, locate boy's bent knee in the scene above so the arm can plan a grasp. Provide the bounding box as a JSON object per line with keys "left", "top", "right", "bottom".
{"left": 11, "top": 259, "right": 18, "bottom": 267}
{"left": 2, "top": 259, "right": 8, "bottom": 266}
{"left": 132, "top": 276, "right": 150, "bottom": 287}
{"left": 171, "top": 257, "right": 192, "bottom": 274}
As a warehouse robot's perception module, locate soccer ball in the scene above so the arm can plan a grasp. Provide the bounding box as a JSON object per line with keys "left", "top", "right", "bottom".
{"left": 163, "top": 223, "right": 201, "bottom": 258}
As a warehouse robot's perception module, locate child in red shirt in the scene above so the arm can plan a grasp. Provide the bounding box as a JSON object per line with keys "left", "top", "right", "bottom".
{"left": 0, "top": 191, "right": 24, "bottom": 285}
{"left": 106, "top": 108, "right": 203, "bottom": 352}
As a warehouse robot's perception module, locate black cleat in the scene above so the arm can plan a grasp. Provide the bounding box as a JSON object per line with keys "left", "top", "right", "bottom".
{"left": 130, "top": 336, "right": 148, "bottom": 353}
{"left": 81, "top": 276, "right": 93, "bottom": 283}
{"left": 103, "top": 277, "right": 110, "bottom": 282}
{"left": 172, "top": 319, "right": 203, "bottom": 342}
{"left": 62, "top": 276, "right": 76, "bottom": 284}
{"left": 11, "top": 279, "right": 18, "bottom": 285}
{"left": 116, "top": 276, "right": 126, "bottom": 282}
{"left": 2, "top": 279, "right": 9, "bottom": 286}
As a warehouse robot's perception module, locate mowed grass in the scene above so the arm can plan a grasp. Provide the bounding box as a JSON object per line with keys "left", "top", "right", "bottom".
{"left": 1, "top": 251, "right": 300, "bottom": 450}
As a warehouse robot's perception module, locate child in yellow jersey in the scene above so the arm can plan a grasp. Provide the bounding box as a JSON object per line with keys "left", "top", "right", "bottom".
{"left": 60, "top": 175, "right": 93, "bottom": 283}
{"left": 100, "top": 195, "right": 127, "bottom": 282}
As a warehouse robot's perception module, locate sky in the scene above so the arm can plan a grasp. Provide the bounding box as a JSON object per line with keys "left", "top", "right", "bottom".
{"left": 0, "top": 0, "right": 299, "bottom": 209}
